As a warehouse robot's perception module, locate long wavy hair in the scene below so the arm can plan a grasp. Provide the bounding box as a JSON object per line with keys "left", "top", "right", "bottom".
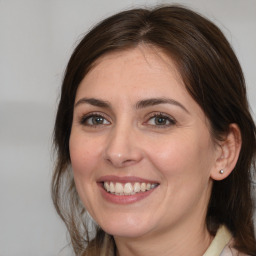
{"left": 52, "top": 5, "right": 256, "bottom": 255}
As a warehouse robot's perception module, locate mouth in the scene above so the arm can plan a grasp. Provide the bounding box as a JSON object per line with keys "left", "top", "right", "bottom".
{"left": 102, "top": 181, "right": 159, "bottom": 196}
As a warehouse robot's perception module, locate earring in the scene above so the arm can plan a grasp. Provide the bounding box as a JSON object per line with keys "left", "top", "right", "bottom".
{"left": 219, "top": 169, "right": 224, "bottom": 174}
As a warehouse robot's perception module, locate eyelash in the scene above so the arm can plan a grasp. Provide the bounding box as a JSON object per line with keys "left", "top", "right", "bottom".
{"left": 145, "top": 112, "right": 176, "bottom": 128}
{"left": 79, "top": 112, "right": 176, "bottom": 128}
{"left": 79, "top": 112, "right": 111, "bottom": 127}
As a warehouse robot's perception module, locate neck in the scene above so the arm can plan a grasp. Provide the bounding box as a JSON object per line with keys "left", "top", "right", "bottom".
{"left": 114, "top": 222, "right": 213, "bottom": 256}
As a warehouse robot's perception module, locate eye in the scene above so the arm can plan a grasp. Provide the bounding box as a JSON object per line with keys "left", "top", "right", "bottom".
{"left": 146, "top": 113, "right": 176, "bottom": 127}
{"left": 80, "top": 113, "right": 111, "bottom": 126}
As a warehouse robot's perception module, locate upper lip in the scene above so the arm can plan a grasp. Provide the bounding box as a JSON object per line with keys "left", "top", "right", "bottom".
{"left": 97, "top": 175, "right": 159, "bottom": 184}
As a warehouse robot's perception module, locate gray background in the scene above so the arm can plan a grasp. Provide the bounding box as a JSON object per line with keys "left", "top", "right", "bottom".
{"left": 0, "top": 0, "right": 255, "bottom": 255}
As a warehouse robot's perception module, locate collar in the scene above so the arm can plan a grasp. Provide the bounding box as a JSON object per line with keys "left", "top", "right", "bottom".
{"left": 203, "top": 225, "right": 232, "bottom": 256}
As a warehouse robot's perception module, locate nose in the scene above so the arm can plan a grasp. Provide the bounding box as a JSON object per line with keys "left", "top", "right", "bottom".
{"left": 103, "top": 124, "right": 143, "bottom": 168}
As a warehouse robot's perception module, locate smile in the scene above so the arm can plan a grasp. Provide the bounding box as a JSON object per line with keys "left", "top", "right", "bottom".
{"left": 103, "top": 182, "right": 158, "bottom": 195}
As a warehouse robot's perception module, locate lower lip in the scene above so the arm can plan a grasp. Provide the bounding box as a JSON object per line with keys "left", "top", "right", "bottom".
{"left": 98, "top": 183, "right": 157, "bottom": 204}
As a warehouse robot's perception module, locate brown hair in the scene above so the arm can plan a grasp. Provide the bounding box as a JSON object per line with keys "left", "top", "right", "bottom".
{"left": 52, "top": 5, "right": 256, "bottom": 255}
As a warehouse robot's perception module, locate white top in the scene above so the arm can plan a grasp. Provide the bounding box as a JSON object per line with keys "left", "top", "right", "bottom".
{"left": 203, "top": 225, "right": 250, "bottom": 256}
{"left": 203, "top": 225, "right": 232, "bottom": 256}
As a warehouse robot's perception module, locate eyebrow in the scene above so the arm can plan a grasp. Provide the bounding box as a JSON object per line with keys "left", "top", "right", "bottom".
{"left": 75, "top": 98, "right": 111, "bottom": 108}
{"left": 74, "top": 97, "right": 189, "bottom": 114}
{"left": 135, "top": 98, "right": 189, "bottom": 113}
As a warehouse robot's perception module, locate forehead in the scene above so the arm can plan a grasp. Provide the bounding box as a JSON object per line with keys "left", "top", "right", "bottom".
{"left": 93, "top": 45, "right": 179, "bottom": 73}
{"left": 76, "top": 45, "right": 185, "bottom": 97}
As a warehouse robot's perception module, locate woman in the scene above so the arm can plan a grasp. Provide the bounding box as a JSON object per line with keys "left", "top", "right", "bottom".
{"left": 52, "top": 5, "right": 256, "bottom": 256}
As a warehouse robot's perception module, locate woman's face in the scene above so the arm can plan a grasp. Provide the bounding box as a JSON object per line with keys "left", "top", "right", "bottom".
{"left": 69, "top": 46, "right": 219, "bottom": 239}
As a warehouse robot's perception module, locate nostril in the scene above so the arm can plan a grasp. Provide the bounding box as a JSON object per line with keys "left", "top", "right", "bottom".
{"left": 123, "top": 159, "right": 133, "bottom": 164}
{"left": 105, "top": 156, "right": 135, "bottom": 168}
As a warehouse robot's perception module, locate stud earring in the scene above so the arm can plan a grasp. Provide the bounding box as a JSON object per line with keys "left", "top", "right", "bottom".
{"left": 219, "top": 169, "right": 224, "bottom": 174}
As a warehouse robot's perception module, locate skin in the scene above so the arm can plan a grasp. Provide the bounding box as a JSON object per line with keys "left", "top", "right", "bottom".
{"left": 69, "top": 46, "right": 240, "bottom": 256}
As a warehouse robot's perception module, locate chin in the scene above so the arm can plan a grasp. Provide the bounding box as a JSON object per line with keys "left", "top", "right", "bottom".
{"left": 103, "top": 225, "right": 151, "bottom": 238}
{"left": 97, "top": 214, "right": 154, "bottom": 238}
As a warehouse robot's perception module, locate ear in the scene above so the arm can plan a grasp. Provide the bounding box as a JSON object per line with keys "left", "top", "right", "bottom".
{"left": 210, "top": 124, "right": 242, "bottom": 181}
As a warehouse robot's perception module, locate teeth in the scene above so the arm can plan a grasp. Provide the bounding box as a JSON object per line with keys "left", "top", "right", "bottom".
{"left": 104, "top": 182, "right": 110, "bottom": 191}
{"left": 103, "top": 181, "right": 158, "bottom": 195}
{"left": 124, "top": 183, "right": 133, "bottom": 195}
{"left": 141, "top": 183, "right": 146, "bottom": 192}
{"left": 115, "top": 182, "right": 124, "bottom": 194}
{"left": 110, "top": 182, "right": 115, "bottom": 193}
{"left": 134, "top": 182, "right": 141, "bottom": 193}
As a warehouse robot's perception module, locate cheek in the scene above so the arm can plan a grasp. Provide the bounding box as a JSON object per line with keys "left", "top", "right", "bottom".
{"left": 69, "top": 133, "right": 100, "bottom": 179}
{"left": 148, "top": 133, "right": 214, "bottom": 216}
{"left": 147, "top": 132, "right": 215, "bottom": 181}
{"left": 69, "top": 133, "right": 102, "bottom": 214}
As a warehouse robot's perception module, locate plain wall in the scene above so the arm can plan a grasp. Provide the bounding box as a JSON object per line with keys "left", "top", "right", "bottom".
{"left": 0, "top": 0, "right": 255, "bottom": 255}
